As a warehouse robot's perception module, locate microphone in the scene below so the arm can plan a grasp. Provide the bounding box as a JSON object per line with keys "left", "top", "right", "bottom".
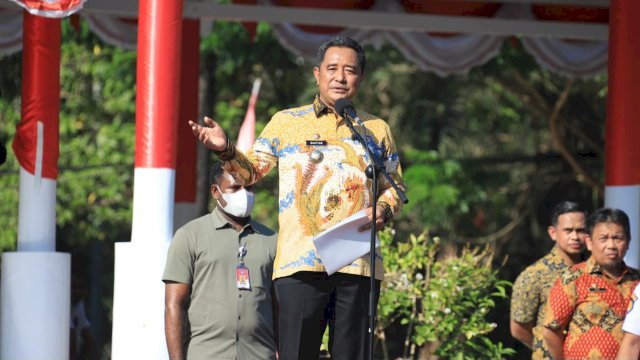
{"left": 335, "top": 98, "right": 365, "bottom": 127}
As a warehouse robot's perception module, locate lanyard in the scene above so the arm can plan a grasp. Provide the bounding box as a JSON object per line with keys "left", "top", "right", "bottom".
{"left": 236, "top": 241, "right": 251, "bottom": 290}
{"left": 237, "top": 243, "right": 247, "bottom": 265}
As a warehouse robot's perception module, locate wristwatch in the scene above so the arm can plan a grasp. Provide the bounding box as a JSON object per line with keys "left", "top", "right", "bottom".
{"left": 378, "top": 202, "right": 393, "bottom": 224}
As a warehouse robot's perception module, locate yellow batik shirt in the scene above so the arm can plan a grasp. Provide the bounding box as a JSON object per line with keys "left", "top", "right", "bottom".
{"left": 217, "top": 96, "right": 405, "bottom": 280}
{"left": 511, "top": 246, "right": 575, "bottom": 360}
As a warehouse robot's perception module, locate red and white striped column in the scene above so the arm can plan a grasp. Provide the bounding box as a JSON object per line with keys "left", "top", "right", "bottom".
{"left": 111, "top": 0, "right": 183, "bottom": 358}
{"left": 1, "top": 11, "right": 70, "bottom": 360}
{"left": 605, "top": 0, "right": 640, "bottom": 268}
{"left": 173, "top": 18, "right": 200, "bottom": 231}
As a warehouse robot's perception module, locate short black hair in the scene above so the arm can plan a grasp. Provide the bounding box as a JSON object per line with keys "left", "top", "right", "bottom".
{"left": 587, "top": 208, "right": 631, "bottom": 239}
{"left": 316, "top": 35, "right": 366, "bottom": 74}
{"left": 550, "top": 201, "right": 586, "bottom": 227}
{"left": 209, "top": 161, "right": 225, "bottom": 186}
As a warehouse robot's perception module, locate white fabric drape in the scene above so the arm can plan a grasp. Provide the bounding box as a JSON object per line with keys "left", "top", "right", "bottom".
{"left": 84, "top": 15, "right": 137, "bottom": 50}
{"left": 7, "top": 0, "right": 85, "bottom": 18}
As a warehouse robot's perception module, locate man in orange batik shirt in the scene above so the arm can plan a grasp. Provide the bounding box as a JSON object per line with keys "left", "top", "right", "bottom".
{"left": 543, "top": 208, "right": 640, "bottom": 360}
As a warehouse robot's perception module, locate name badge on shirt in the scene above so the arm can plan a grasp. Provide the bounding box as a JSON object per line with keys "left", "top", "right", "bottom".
{"left": 306, "top": 140, "right": 327, "bottom": 146}
{"left": 236, "top": 264, "right": 251, "bottom": 290}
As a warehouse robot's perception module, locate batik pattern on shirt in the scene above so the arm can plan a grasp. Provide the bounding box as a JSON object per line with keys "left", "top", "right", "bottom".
{"left": 218, "top": 96, "right": 404, "bottom": 280}
{"left": 511, "top": 246, "right": 573, "bottom": 359}
{"left": 544, "top": 257, "right": 640, "bottom": 360}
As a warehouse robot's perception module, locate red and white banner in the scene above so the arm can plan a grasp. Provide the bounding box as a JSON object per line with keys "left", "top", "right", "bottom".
{"left": 236, "top": 78, "right": 262, "bottom": 153}
{"left": 8, "top": 0, "right": 85, "bottom": 18}
{"left": 12, "top": 11, "right": 60, "bottom": 180}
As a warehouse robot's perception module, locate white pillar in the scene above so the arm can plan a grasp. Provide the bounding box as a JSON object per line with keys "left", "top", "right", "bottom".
{"left": 1, "top": 253, "right": 71, "bottom": 360}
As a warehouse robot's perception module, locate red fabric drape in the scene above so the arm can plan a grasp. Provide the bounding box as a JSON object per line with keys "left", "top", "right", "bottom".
{"left": 275, "top": 0, "right": 374, "bottom": 34}
{"left": 175, "top": 18, "right": 199, "bottom": 202}
{"left": 12, "top": 11, "right": 60, "bottom": 179}
{"left": 400, "top": 0, "right": 501, "bottom": 16}
{"left": 400, "top": 1, "right": 501, "bottom": 37}
{"left": 134, "top": 0, "right": 183, "bottom": 168}
{"left": 532, "top": 5, "right": 608, "bottom": 23}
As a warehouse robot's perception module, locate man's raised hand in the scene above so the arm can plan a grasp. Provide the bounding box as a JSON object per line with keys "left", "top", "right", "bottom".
{"left": 189, "top": 116, "right": 227, "bottom": 151}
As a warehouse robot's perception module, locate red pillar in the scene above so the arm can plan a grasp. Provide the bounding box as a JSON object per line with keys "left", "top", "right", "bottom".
{"left": 14, "top": 11, "right": 60, "bottom": 180}
{"left": 135, "top": 1, "right": 183, "bottom": 170}
{"left": 174, "top": 18, "right": 200, "bottom": 230}
{"left": 605, "top": 0, "right": 640, "bottom": 268}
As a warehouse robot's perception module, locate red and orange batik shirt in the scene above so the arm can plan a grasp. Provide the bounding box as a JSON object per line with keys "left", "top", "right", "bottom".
{"left": 544, "top": 257, "right": 640, "bottom": 359}
{"left": 216, "top": 96, "right": 405, "bottom": 281}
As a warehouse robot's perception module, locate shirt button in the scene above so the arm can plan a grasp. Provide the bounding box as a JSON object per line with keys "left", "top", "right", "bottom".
{"left": 238, "top": 315, "right": 241, "bottom": 320}
{"left": 238, "top": 294, "right": 242, "bottom": 298}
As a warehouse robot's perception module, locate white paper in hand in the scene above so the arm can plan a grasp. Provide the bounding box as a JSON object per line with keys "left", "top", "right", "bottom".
{"left": 312, "top": 209, "right": 379, "bottom": 275}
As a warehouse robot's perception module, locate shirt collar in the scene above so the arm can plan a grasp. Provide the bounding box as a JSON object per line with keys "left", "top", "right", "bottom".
{"left": 211, "top": 207, "right": 259, "bottom": 233}
{"left": 549, "top": 246, "right": 586, "bottom": 264}
{"left": 313, "top": 95, "right": 331, "bottom": 118}
{"left": 586, "top": 256, "right": 631, "bottom": 282}
{"left": 549, "top": 246, "right": 564, "bottom": 262}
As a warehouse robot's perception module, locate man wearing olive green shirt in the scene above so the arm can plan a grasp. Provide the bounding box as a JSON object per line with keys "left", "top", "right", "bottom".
{"left": 163, "top": 162, "right": 277, "bottom": 360}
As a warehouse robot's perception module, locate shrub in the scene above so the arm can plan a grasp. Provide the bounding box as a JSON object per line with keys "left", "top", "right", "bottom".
{"left": 377, "top": 228, "right": 514, "bottom": 359}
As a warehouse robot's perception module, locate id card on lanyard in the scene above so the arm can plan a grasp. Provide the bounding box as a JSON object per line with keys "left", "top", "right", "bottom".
{"left": 236, "top": 244, "right": 250, "bottom": 290}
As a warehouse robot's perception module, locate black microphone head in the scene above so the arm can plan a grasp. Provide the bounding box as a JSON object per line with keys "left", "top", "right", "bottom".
{"left": 334, "top": 98, "right": 354, "bottom": 117}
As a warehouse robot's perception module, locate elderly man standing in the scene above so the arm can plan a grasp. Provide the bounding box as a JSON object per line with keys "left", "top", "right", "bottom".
{"left": 543, "top": 208, "right": 640, "bottom": 360}
{"left": 510, "top": 201, "right": 587, "bottom": 358}
{"left": 190, "top": 35, "right": 405, "bottom": 360}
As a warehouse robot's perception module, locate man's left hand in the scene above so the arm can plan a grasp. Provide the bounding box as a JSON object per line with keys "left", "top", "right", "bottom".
{"left": 358, "top": 205, "right": 386, "bottom": 232}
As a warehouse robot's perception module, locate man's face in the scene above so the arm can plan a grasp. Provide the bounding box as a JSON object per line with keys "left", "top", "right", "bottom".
{"left": 587, "top": 221, "right": 629, "bottom": 269}
{"left": 210, "top": 172, "right": 252, "bottom": 208}
{"left": 313, "top": 46, "right": 364, "bottom": 109}
{"left": 548, "top": 212, "right": 587, "bottom": 256}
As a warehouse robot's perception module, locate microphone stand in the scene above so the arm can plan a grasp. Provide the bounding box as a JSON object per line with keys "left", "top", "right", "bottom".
{"left": 341, "top": 113, "right": 408, "bottom": 360}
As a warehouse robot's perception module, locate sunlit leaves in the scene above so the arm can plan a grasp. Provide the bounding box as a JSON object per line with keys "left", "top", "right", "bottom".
{"left": 378, "top": 228, "right": 515, "bottom": 359}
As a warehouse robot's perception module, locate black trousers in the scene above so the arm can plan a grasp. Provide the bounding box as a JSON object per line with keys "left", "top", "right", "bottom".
{"left": 274, "top": 271, "right": 381, "bottom": 360}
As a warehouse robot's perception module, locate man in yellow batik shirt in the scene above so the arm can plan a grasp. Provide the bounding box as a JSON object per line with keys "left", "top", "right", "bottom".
{"left": 190, "top": 35, "right": 405, "bottom": 360}
{"left": 510, "top": 201, "right": 587, "bottom": 359}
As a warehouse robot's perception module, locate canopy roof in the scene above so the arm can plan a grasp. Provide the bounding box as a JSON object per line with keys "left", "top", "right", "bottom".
{"left": 1, "top": 0, "right": 610, "bottom": 76}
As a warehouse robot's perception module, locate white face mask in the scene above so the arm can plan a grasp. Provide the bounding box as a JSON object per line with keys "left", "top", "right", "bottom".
{"left": 216, "top": 186, "right": 255, "bottom": 218}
